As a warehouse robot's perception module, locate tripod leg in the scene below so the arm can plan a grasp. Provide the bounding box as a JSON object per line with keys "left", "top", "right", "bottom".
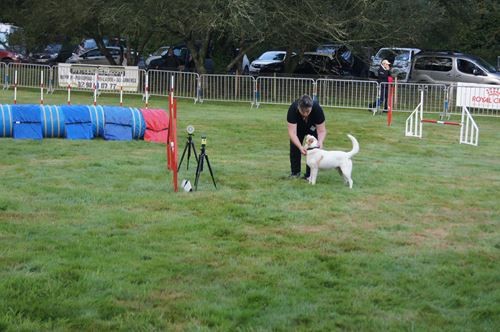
{"left": 194, "top": 152, "right": 205, "bottom": 191}
{"left": 177, "top": 142, "right": 190, "bottom": 172}
{"left": 191, "top": 142, "right": 199, "bottom": 163}
{"left": 186, "top": 144, "right": 192, "bottom": 170}
{"left": 204, "top": 155, "right": 217, "bottom": 189}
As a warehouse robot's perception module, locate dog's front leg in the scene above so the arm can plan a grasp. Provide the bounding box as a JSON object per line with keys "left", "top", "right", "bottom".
{"left": 310, "top": 167, "right": 318, "bottom": 185}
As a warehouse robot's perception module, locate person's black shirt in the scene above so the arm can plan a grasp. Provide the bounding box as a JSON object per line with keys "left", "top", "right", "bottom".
{"left": 287, "top": 100, "right": 325, "bottom": 135}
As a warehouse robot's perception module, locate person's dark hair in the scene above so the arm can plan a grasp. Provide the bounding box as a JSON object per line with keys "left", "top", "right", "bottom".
{"left": 298, "top": 95, "right": 313, "bottom": 109}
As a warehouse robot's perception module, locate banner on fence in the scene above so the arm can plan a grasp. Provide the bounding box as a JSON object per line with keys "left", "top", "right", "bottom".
{"left": 456, "top": 82, "right": 500, "bottom": 110}
{"left": 58, "top": 63, "right": 139, "bottom": 92}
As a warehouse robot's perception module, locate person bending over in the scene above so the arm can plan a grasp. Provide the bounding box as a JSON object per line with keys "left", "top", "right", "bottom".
{"left": 287, "top": 94, "right": 327, "bottom": 179}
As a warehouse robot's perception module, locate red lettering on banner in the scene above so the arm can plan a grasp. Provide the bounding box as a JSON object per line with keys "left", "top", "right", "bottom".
{"left": 472, "top": 96, "right": 492, "bottom": 103}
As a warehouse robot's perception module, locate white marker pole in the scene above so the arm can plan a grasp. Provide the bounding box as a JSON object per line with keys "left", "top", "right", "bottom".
{"left": 93, "top": 72, "right": 98, "bottom": 106}
{"left": 120, "top": 73, "right": 124, "bottom": 106}
{"left": 67, "top": 72, "right": 71, "bottom": 105}
{"left": 13, "top": 70, "right": 17, "bottom": 104}
{"left": 40, "top": 70, "right": 44, "bottom": 105}
{"left": 145, "top": 72, "right": 149, "bottom": 109}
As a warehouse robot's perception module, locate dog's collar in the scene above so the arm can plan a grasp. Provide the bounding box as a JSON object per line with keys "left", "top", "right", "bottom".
{"left": 307, "top": 146, "right": 320, "bottom": 151}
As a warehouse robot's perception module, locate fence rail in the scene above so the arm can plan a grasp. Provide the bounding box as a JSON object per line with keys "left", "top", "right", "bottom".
{"left": 255, "top": 76, "right": 315, "bottom": 107}
{"left": 1, "top": 62, "right": 498, "bottom": 117}
{"left": 200, "top": 74, "right": 254, "bottom": 103}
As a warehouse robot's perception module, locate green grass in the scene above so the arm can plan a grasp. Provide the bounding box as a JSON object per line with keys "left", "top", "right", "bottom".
{"left": 0, "top": 89, "right": 499, "bottom": 331}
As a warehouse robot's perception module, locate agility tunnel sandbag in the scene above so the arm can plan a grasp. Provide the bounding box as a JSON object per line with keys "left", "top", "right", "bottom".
{"left": 61, "top": 105, "right": 93, "bottom": 140}
{"left": 140, "top": 109, "right": 170, "bottom": 144}
{"left": 0, "top": 105, "right": 154, "bottom": 141}
{"left": 11, "top": 104, "right": 43, "bottom": 140}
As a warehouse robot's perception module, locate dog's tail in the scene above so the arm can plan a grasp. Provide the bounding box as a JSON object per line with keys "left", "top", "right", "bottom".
{"left": 346, "top": 134, "right": 359, "bottom": 158}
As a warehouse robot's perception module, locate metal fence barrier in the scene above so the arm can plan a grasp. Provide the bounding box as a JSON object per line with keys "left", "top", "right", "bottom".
{"left": 255, "top": 76, "right": 315, "bottom": 107}
{"left": 317, "top": 79, "right": 378, "bottom": 110}
{"left": 6, "top": 63, "right": 52, "bottom": 92}
{"left": 382, "top": 82, "right": 448, "bottom": 114}
{"left": 2, "top": 63, "right": 499, "bottom": 117}
{"left": 146, "top": 70, "right": 198, "bottom": 100}
{"left": 1, "top": 62, "right": 7, "bottom": 89}
{"left": 199, "top": 74, "right": 254, "bottom": 103}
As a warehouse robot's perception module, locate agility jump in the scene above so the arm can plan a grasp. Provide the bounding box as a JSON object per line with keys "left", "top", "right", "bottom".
{"left": 405, "top": 86, "right": 479, "bottom": 146}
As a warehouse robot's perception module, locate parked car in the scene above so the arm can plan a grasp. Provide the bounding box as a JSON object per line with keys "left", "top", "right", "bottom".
{"left": 409, "top": 51, "right": 500, "bottom": 85}
{"left": 0, "top": 43, "right": 23, "bottom": 63}
{"left": 249, "top": 51, "right": 293, "bottom": 75}
{"left": 295, "top": 44, "right": 355, "bottom": 76}
{"left": 66, "top": 46, "right": 124, "bottom": 65}
{"left": 74, "top": 37, "right": 126, "bottom": 55}
{"left": 30, "top": 43, "right": 73, "bottom": 65}
{"left": 370, "top": 47, "right": 421, "bottom": 81}
{"left": 145, "top": 45, "right": 189, "bottom": 69}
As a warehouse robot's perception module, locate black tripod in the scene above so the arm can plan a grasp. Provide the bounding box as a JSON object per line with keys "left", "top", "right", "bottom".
{"left": 194, "top": 137, "right": 217, "bottom": 190}
{"left": 177, "top": 134, "right": 198, "bottom": 171}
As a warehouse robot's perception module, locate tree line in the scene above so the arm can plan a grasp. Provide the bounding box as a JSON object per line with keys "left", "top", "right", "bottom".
{"left": 2, "top": 0, "right": 499, "bottom": 73}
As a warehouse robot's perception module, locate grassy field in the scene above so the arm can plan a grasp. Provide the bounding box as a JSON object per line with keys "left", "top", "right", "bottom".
{"left": 0, "top": 89, "right": 499, "bottom": 331}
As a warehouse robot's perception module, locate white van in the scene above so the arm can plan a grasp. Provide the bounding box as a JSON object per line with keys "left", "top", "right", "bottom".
{"left": 369, "top": 47, "right": 421, "bottom": 82}
{"left": 409, "top": 51, "right": 500, "bottom": 85}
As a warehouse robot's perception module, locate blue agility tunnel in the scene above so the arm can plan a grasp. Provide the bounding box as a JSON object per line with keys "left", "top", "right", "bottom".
{"left": 87, "top": 105, "right": 105, "bottom": 138}
{"left": 129, "top": 107, "right": 146, "bottom": 140}
{"left": 41, "top": 105, "right": 65, "bottom": 138}
{"left": 0, "top": 104, "right": 148, "bottom": 141}
{"left": 0, "top": 104, "right": 13, "bottom": 137}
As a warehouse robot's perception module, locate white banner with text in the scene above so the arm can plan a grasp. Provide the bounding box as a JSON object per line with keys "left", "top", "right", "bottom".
{"left": 58, "top": 63, "right": 139, "bottom": 92}
{"left": 456, "top": 82, "right": 500, "bottom": 110}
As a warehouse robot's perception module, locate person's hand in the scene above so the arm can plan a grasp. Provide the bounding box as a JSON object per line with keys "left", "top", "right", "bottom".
{"left": 300, "top": 146, "right": 307, "bottom": 155}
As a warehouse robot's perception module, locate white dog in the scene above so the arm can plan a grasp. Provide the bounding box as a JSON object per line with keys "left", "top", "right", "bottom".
{"left": 304, "top": 134, "right": 359, "bottom": 188}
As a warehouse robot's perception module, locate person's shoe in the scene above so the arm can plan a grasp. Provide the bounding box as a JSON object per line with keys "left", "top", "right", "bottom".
{"left": 288, "top": 172, "right": 301, "bottom": 179}
{"left": 302, "top": 175, "right": 310, "bottom": 181}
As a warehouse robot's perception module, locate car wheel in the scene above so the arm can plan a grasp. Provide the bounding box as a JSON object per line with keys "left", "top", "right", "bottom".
{"left": 0, "top": 58, "right": 13, "bottom": 64}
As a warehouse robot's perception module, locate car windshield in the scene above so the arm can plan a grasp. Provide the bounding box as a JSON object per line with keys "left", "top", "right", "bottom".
{"left": 377, "top": 49, "right": 408, "bottom": 59}
{"left": 316, "top": 45, "right": 341, "bottom": 53}
{"left": 472, "top": 56, "right": 497, "bottom": 73}
{"left": 395, "top": 53, "right": 410, "bottom": 61}
{"left": 45, "top": 44, "right": 62, "bottom": 53}
{"left": 152, "top": 47, "right": 169, "bottom": 56}
{"left": 259, "top": 52, "right": 285, "bottom": 61}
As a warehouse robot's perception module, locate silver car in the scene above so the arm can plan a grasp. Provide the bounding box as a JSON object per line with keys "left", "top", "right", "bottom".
{"left": 410, "top": 51, "right": 500, "bottom": 85}
{"left": 66, "top": 46, "right": 123, "bottom": 65}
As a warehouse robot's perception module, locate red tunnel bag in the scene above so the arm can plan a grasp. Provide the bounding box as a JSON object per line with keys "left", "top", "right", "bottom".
{"left": 139, "top": 109, "right": 169, "bottom": 144}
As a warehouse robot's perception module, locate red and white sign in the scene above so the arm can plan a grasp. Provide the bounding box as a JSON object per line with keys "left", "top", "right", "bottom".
{"left": 456, "top": 82, "right": 500, "bottom": 110}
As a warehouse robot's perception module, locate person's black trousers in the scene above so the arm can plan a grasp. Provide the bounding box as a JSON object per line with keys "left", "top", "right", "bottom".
{"left": 290, "top": 131, "right": 317, "bottom": 177}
